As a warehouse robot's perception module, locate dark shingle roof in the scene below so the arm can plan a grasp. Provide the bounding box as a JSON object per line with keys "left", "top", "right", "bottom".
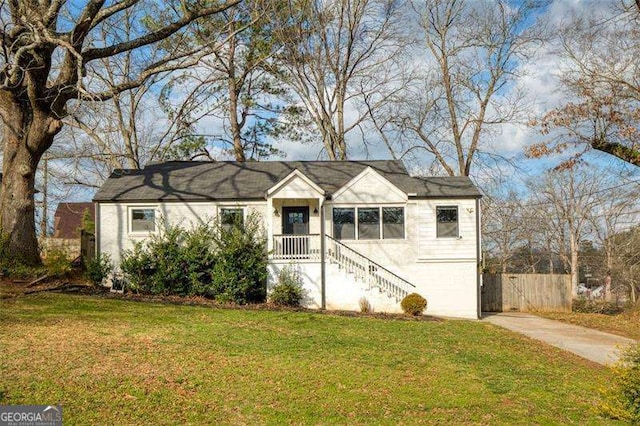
{"left": 93, "top": 160, "right": 481, "bottom": 202}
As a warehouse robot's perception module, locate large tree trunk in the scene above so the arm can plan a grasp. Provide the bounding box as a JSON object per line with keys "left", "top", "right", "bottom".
{"left": 0, "top": 100, "right": 61, "bottom": 266}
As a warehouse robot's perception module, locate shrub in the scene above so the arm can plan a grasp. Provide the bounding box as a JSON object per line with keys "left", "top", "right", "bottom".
{"left": 208, "top": 213, "right": 268, "bottom": 304}
{"left": 599, "top": 344, "right": 640, "bottom": 422}
{"left": 121, "top": 223, "right": 217, "bottom": 295}
{"left": 401, "top": 293, "right": 427, "bottom": 316}
{"left": 572, "top": 297, "right": 623, "bottom": 315}
{"left": 84, "top": 253, "right": 113, "bottom": 286}
{"left": 43, "top": 248, "right": 72, "bottom": 278}
{"left": 359, "top": 297, "right": 373, "bottom": 313}
{"left": 120, "top": 213, "right": 267, "bottom": 304}
{"left": 270, "top": 266, "right": 305, "bottom": 307}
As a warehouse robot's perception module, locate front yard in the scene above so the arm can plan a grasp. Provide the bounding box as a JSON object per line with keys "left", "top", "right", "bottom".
{"left": 0, "top": 293, "right": 615, "bottom": 424}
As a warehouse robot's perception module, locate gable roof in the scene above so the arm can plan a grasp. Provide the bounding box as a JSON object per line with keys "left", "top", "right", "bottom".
{"left": 93, "top": 160, "right": 481, "bottom": 202}
{"left": 53, "top": 202, "right": 95, "bottom": 239}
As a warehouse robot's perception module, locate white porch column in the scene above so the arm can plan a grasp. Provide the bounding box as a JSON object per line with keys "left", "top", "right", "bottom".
{"left": 319, "top": 196, "right": 326, "bottom": 309}
{"left": 266, "top": 196, "right": 274, "bottom": 253}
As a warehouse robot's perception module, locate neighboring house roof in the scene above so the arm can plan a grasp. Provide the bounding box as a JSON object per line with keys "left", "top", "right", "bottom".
{"left": 53, "top": 202, "right": 95, "bottom": 239}
{"left": 93, "top": 160, "right": 481, "bottom": 202}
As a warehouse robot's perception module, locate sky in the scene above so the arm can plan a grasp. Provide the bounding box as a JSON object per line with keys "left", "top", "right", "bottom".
{"left": 42, "top": 0, "right": 640, "bottom": 213}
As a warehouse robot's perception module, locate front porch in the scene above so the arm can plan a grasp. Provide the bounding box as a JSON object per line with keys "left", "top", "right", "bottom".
{"left": 271, "top": 234, "right": 321, "bottom": 261}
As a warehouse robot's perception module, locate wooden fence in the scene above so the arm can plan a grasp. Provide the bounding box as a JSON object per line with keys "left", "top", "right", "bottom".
{"left": 80, "top": 230, "right": 95, "bottom": 262}
{"left": 482, "top": 273, "right": 572, "bottom": 313}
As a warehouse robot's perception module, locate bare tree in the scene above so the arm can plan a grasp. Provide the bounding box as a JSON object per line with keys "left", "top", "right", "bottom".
{"left": 273, "top": 0, "right": 406, "bottom": 160}
{"left": 528, "top": 4, "right": 640, "bottom": 167}
{"left": 482, "top": 189, "right": 525, "bottom": 273}
{"left": 528, "top": 167, "right": 602, "bottom": 297}
{"left": 0, "top": 0, "right": 239, "bottom": 264}
{"left": 385, "top": 0, "right": 545, "bottom": 176}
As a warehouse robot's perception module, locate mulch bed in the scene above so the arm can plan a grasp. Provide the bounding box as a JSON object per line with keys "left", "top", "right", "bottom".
{"left": 1, "top": 276, "right": 441, "bottom": 322}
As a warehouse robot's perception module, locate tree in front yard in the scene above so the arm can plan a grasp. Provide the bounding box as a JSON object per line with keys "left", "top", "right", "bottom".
{"left": 0, "top": 0, "right": 239, "bottom": 265}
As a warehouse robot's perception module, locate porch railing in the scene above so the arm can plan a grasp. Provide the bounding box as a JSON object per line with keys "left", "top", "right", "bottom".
{"left": 272, "top": 234, "right": 321, "bottom": 261}
{"left": 325, "top": 235, "right": 415, "bottom": 301}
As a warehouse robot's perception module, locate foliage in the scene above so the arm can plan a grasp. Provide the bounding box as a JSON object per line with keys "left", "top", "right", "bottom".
{"left": 599, "top": 344, "right": 640, "bottom": 423}
{"left": 269, "top": 265, "right": 305, "bottom": 307}
{"left": 84, "top": 254, "right": 114, "bottom": 286}
{"left": 207, "top": 214, "right": 268, "bottom": 304}
{"left": 43, "top": 248, "right": 72, "bottom": 278}
{"left": 121, "top": 222, "right": 218, "bottom": 296}
{"left": 359, "top": 297, "right": 373, "bottom": 313}
{"left": 400, "top": 293, "right": 428, "bottom": 316}
{"left": 80, "top": 209, "right": 95, "bottom": 234}
{"left": 120, "top": 213, "right": 267, "bottom": 303}
{"left": 571, "top": 298, "right": 623, "bottom": 315}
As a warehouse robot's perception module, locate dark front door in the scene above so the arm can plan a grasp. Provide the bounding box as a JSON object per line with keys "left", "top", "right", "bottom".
{"left": 282, "top": 207, "right": 309, "bottom": 235}
{"left": 282, "top": 207, "right": 309, "bottom": 257}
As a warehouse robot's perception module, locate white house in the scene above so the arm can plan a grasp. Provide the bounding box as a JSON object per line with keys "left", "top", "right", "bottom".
{"left": 93, "top": 160, "right": 482, "bottom": 319}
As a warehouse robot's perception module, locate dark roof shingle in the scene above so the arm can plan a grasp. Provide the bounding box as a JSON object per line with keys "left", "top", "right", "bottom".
{"left": 93, "top": 160, "right": 480, "bottom": 202}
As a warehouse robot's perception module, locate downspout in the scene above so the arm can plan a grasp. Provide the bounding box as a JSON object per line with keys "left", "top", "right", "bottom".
{"left": 476, "top": 197, "right": 482, "bottom": 319}
{"left": 320, "top": 199, "right": 326, "bottom": 309}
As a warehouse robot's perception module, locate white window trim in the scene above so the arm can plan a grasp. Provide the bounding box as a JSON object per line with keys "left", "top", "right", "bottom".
{"left": 128, "top": 205, "right": 158, "bottom": 236}
{"left": 435, "top": 205, "right": 460, "bottom": 239}
{"left": 218, "top": 205, "right": 246, "bottom": 227}
{"left": 331, "top": 205, "right": 406, "bottom": 241}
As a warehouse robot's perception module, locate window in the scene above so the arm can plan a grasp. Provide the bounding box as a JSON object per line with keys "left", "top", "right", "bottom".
{"left": 220, "top": 208, "right": 244, "bottom": 231}
{"left": 436, "top": 206, "right": 458, "bottom": 238}
{"left": 333, "top": 206, "right": 405, "bottom": 240}
{"left": 358, "top": 208, "right": 380, "bottom": 239}
{"left": 383, "top": 207, "right": 404, "bottom": 239}
{"left": 131, "top": 208, "right": 155, "bottom": 232}
{"left": 333, "top": 208, "right": 355, "bottom": 240}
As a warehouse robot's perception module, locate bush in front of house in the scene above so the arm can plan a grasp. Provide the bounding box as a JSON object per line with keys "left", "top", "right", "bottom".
{"left": 84, "top": 253, "right": 114, "bottom": 286}
{"left": 269, "top": 265, "right": 305, "bottom": 307}
{"left": 207, "top": 214, "right": 268, "bottom": 304}
{"left": 121, "top": 222, "right": 218, "bottom": 296}
{"left": 120, "top": 213, "right": 267, "bottom": 304}
{"left": 599, "top": 343, "right": 640, "bottom": 422}
{"left": 401, "top": 293, "right": 427, "bottom": 316}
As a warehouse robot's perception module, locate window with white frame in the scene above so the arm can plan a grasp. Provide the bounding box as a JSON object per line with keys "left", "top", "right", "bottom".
{"left": 436, "top": 206, "right": 458, "bottom": 238}
{"left": 130, "top": 208, "right": 156, "bottom": 232}
{"left": 220, "top": 208, "right": 244, "bottom": 231}
{"left": 382, "top": 207, "right": 404, "bottom": 239}
{"left": 358, "top": 208, "right": 380, "bottom": 239}
{"left": 333, "top": 207, "right": 404, "bottom": 240}
{"left": 333, "top": 208, "right": 355, "bottom": 240}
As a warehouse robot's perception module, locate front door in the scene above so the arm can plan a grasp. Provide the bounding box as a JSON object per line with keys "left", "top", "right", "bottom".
{"left": 282, "top": 207, "right": 309, "bottom": 257}
{"left": 282, "top": 207, "right": 309, "bottom": 235}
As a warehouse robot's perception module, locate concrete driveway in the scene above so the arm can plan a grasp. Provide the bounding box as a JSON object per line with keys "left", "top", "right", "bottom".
{"left": 483, "top": 312, "right": 637, "bottom": 366}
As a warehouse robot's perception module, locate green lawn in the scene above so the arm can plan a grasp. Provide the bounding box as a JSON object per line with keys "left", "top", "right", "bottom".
{"left": 0, "top": 294, "right": 616, "bottom": 424}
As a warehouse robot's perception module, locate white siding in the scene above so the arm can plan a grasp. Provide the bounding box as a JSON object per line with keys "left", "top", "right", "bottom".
{"left": 270, "top": 175, "right": 322, "bottom": 199}
{"left": 98, "top": 200, "right": 267, "bottom": 266}
{"left": 332, "top": 169, "right": 407, "bottom": 204}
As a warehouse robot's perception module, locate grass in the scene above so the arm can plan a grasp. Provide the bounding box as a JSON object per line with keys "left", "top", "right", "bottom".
{"left": 539, "top": 309, "right": 640, "bottom": 341}
{"left": 0, "top": 293, "right": 617, "bottom": 424}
